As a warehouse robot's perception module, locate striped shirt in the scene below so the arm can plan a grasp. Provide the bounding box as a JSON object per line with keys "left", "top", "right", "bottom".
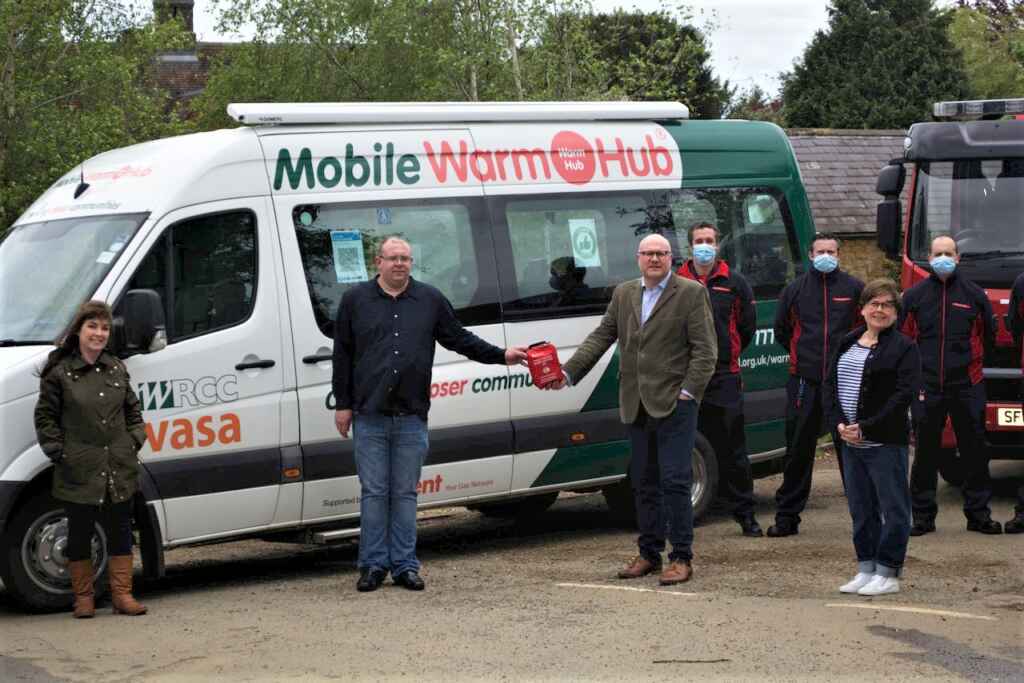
{"left": 836, "top": 343, "right": 882, "bottom": 449}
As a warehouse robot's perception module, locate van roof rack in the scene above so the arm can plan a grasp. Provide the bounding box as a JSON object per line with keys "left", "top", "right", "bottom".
{"left": 227, "top": 101, "right": 690, "bottom": 125}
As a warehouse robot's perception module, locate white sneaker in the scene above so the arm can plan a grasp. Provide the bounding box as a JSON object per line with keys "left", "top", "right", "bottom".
{"left": 839, "top": 572, "right": 875, "bottom": 593}
{"left": 858, "top": 575, "right": 900, "bottom": 596}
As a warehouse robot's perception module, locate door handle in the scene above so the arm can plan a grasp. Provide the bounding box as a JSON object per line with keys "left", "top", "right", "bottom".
{"left": 302, "top": 353, "right": 332, "bottom": 364}
{"left": 235, "top": 359, "right": 276, "bottom": 370}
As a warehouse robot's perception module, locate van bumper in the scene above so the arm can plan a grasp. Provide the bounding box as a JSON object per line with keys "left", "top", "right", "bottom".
{"left": 0, "top": 481, "right": 27, "bottom": 534}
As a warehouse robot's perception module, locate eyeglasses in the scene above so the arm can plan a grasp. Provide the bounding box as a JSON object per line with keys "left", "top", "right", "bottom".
{"left": 637, "top": 250, "right": 670, "bottom": 259}
{"left": 866, "top": 300, "right": 897, "bottom": 311}
{"left": 380, "top": 255, "right": 413, "bottom": 264}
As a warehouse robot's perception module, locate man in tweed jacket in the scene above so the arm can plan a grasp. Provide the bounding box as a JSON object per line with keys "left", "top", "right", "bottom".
{"left": 550, "top": 233, "right": 717, "bottom": 584}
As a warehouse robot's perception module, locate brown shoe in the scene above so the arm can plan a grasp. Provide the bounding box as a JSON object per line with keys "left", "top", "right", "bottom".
{"left": 659, "top": 560, "right": 693, "bottom": 585}
{"left": 108, "top": 555, "right": 147, "bottom": 616}
{"left": 617, "top": 555, "right": 661, "bottom": 579}
{"left": 68, "top": 560, "right": 95, "bottom": 619}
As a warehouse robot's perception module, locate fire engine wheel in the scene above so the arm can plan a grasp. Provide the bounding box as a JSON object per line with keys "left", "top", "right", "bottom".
{"left": 0, "top": 493, "right": 110, "bottom": 613}
{"left": 937, "top": 448, "right": 967, "bottom": 487}
{"left": 602, "top": 433, "right": 719, "bottom": 525}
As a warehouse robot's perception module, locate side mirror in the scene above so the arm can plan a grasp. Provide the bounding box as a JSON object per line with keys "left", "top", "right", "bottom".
{"left": 112, "top": 289, "right": 167, "bottom": 357}
{"left": 875, "top": 162, "right": 906, "bottom": 260}
{"left": 876, "top": 162, "right": 906, "bottom": 196}
{"left": 876, "top": 199, "right": 902, "bottom": 259}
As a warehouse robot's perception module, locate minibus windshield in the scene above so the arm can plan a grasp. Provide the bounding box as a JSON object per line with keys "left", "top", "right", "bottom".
{"left": 0, "top": 213, "right": 147, "bottom": 343}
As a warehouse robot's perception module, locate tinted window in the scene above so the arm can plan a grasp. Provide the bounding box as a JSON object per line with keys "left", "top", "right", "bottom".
{"left": 291, "top": 197, "right": 500, "bottom": 336}
{"left": 494, "top": 190, "right": 685, "bottom": 317}
{"left": 127, "top": 211, "right": 257, "bottom": 342}
{"left": 671, "top": 188, "right": 799, "bottom": 299}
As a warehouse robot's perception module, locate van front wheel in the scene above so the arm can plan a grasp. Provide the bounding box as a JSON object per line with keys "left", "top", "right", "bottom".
{"left": 0, "top": 493, "right": 110, "bottom": 613}
{"left": 602, "top": 434, "right": 719, "bottom": 524}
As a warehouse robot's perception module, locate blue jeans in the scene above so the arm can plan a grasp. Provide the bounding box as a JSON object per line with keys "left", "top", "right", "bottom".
{"left": 628, "top": 399, "right": 698, "bottom": 563}
{"left": 842, "top": 443, "right": 912, "bottom": 577}
{"left": 353, "top": 413, "right": 429, "bottom": 574}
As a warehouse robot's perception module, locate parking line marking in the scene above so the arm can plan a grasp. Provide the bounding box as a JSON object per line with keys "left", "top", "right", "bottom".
{"left": 556, "top": 582, "right": 698, "bottom": 596}
{"left": 825, "top": 603, "right": 997, "bottom": 621}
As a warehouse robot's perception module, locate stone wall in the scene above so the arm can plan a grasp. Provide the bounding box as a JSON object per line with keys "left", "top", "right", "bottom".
{"left": 839, "top": 235, "right": 902, "bottom": 286}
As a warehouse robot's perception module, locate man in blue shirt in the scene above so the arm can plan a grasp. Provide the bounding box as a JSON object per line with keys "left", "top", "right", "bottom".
{"left": 333, "top": 236, "right": 527, "bottom": 592}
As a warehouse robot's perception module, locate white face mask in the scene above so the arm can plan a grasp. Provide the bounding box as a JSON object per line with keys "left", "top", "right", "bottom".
{"left": 693, "top": 244, "right": 716, "bottom": 266}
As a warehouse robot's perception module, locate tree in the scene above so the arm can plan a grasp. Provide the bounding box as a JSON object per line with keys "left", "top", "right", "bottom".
{"left": 577, "top": 10, "right": 731, "bottom": 119}
{"left": 781, "top": 0, "right": 969, "bottom": 129}
{"left": 0, "top": 1, "right": 190, "bottom": 236}
{"left": 950, "top": 2, "right": 1024, "bottom": 97}
{"left": 726, "top": 85, "right": 785, "bottom": 124}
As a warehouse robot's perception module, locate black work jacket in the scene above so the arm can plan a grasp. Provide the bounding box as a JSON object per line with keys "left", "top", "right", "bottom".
{"left": 899, "top": 271, "right": 995, "bottom": 391}
{"left": 332, "top": 276, "right": 506, "bottom": 419}
{"left": 677, "top": 259, "right": 755, "bottom": 405}
{"left": 34, "top": 350, "right": 146, "bottom": 505}
{"left": 1010, "top": 273, "right": 1024, "bottom": 367}
{"left": 774, "top": 268, "right": 865, "bottom": 383}
{"left": 822, "top": 326, "right": 921, "bottom": 446}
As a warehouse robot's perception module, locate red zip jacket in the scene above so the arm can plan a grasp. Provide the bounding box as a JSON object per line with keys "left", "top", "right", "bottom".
{"left": 773, "top": 268, "right": 865, "bottom": 383}
{"left": 899, "top": 271, "right": 995, "bottom": 390}
{"left": 678, "top": 260, "right": 756, "bottom": 399}
{"left": 1009, "top": 272, "right": 1023, "bottom": 368}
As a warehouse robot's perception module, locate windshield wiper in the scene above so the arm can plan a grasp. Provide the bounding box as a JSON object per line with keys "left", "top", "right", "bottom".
{"left": 960, "top": 250, "right": 1024, "bottom": 260}
{"left": 0, "top": 339, "right": 52, "bottom": 347}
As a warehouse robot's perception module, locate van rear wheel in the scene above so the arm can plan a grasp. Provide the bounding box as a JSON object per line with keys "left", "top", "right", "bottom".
{"left": 602, "top": 433, "right": 719, "bottom": 524}
{"left": 0, "top": 493, "right": 110, "bottom": 613}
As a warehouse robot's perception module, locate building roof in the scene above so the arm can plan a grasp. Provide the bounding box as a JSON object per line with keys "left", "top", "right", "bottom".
{"left": 787, "top": 129, "right": 909, "bottom": 236}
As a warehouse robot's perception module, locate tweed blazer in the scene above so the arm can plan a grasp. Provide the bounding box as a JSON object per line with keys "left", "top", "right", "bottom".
{"left": 563, "top": 274, "right": 718, "bottom": 423}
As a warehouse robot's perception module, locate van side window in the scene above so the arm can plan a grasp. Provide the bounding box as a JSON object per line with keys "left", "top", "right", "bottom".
{"left": 291, "top": 197, "right": 501, "bottom": 337}
{"left": 127, "top": 211, "right": 257, "bottom": 342}
{"left": 494, "top": 191, "right": 682, "bottom": 317}
{"left": 671, "top": 188, "right": 799, "bottom": 299}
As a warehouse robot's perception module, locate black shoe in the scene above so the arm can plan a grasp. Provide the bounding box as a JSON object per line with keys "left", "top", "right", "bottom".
{"left": 1004, "top": 514, "right": 1024, "bottom": 535}
{"left": 909, "top": 520, "right": 936, "bottom": 537}
{"left": 766, "top": 520, "right": 798, "bottom": 537}
{"left": 393, "top": 570, "right": 425, "bottom": 591}
{"left": 356, "top": 567, "right": 388, "bottom": 592}
{"left": 966, "top": 517, "right": 1003, "bottom": 535}
{"left": 736, "top": 516, "right": 763, "bottom": 537}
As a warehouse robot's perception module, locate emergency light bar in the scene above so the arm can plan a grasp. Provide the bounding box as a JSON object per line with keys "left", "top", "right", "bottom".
{"left": 933, "top": 98, "right": 1024, "bottom": 119}
{"left": 227, "top": 101, "right": 690, "bottom": 125}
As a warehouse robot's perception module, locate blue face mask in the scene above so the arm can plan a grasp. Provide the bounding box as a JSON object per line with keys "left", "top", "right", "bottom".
{"left": 693, "top": 244, "right": 716, "bottom": 266}
{"left": 930, "top": 255, "right": 956, "bottom": 277}
{"left": 812, "top": 254, "right": 838, "bottom": 274}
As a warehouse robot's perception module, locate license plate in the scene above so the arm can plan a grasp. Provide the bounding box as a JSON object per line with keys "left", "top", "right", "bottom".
{"left": 997, "top": 407, "right": 1024, "bottom": 427}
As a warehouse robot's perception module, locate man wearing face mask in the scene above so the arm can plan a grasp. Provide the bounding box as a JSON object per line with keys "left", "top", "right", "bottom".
{"left": 900, "top": 235, "right": 1000, "bottom": 535}
{"left": 1006, "top": 272, "right": 1024, "bottom": 534}
{"left": 677, "top": 222, "right": 762, "bottom": 536}
{"left": 769, "top": 234, "right": 864, "bottom": 537}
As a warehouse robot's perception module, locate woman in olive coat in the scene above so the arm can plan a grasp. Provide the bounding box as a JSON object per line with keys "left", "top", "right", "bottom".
{"left": 34, "top": 300, "right": 148, "bottom": 618}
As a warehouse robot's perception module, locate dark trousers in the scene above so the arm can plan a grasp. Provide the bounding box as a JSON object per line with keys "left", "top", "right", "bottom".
{"left": 699, "top": 398, "right": 755, "bottom": 519}
{"left": 65, "top": 500, "right": 133, "bottom": 562}
{"left": 628, "top": 399, "right": 698, "bottom": 564}
{"left": 842, "top": 444, "right": 912, "bottom": 577}
{"left": 912, "top": 383, "right": 993, "bottom": 522}
{"left": 775, "top": 376, "right": 842, "bottom": 524}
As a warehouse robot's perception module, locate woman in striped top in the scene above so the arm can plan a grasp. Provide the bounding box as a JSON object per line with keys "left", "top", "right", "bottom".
{"left": 823, "top": 279, "right": 921, "bottom": 596}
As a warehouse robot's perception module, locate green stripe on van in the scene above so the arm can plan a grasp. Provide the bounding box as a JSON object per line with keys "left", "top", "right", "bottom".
{"left": 580, "top": 349, "right": 619, "bottom": 412}
{"left": 531, "top": 440, "right": 631, "bottom": 488}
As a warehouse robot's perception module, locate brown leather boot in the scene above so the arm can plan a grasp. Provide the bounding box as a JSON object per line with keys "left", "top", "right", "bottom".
{"left": 68, "top": 560, "right": 95, "bottom": 619}
{"left": 617, "top": 555, "right": 661, "bottom": 579}
{"left": 659, "top": 560, "right": 693, "bottom": 585}
{"left": 108, "top": 555, "right": 147, "bottom": 615}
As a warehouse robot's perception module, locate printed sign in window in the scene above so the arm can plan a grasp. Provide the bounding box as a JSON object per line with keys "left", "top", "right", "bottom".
{"left": 330, "top": 230, "right": 369, "bottom": 283}
{"left": 569, "top": 218, "right": 601, "bottom": 267}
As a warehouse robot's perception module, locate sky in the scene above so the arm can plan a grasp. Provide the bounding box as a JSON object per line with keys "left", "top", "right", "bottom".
{"left": 188, "top": 1, "right": 854, "bottom": 98}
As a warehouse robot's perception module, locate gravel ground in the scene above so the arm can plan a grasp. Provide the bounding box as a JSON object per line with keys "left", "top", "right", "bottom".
{"left": 1, "top": 452, "right": 1021, "bottom": 682}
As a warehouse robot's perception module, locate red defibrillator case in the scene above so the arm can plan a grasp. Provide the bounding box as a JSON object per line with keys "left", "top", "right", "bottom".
{"left": 526, "top": 341, "right": 562, "bottom": 387}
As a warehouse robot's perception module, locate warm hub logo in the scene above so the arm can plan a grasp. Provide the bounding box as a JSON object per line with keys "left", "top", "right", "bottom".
{"left": 273, "top": 125, "right": 680, "bottom": 191}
